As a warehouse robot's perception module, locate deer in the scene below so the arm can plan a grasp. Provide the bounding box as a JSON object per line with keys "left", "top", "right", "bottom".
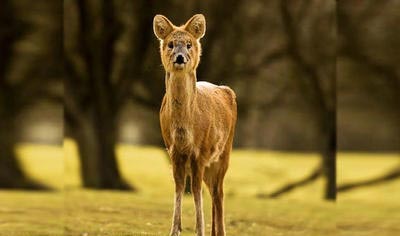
{"left": 153, "top": 14, "right": 237, "bottom": 236}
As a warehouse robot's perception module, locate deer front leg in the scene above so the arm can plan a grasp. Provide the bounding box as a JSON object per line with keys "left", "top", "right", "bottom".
{"left": 170, "top": 158, "right": 186, "bottom": 236}
{"left": 191, "top": 158, "right": 205, "bottom": 236}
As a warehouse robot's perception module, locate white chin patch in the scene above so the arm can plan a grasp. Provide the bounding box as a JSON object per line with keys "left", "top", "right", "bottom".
{"left": 173, "top": 63, "right": 185, "bottom": 70}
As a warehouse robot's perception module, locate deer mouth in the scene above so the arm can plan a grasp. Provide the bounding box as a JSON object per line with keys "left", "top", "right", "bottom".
{"left": 173, "top": 53, "right": 187, "bottom": 70}
{"left": 173, "top": 62, "right": 186, "bottom": 70}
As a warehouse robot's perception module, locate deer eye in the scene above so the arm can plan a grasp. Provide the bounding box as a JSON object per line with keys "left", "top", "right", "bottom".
{"left": 167, "top": 42, "right": 174, "bottom": 49}
{"left": 187, "top": 43, "right": 192, "bottom": 49}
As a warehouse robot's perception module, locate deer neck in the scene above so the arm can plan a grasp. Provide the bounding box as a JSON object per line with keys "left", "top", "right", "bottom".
{"left": 165, "top": 71, "right": 197, "bottom": 124}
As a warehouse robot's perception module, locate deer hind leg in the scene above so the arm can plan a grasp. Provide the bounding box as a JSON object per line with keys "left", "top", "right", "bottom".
{"left": 191, "top": 157, "right": 205, "bottom": 236}
{"left": 170, "top": 155, "right": 187, "bottom": 236}
{"left": 204, "top": 170, "right": 216, "bottom": 236}
{"left": 204, "top": 163, "right": 227, "bottom": 236}
{"left": 212, "top": 179, "right": 225, "bottom": 236}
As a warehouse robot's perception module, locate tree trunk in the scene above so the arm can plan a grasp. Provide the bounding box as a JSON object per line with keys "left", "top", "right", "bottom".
{"left": 73, "top": 115, "right": 132, "bottom": 190}
{"left": 0, "top": 116, "right": 47, "bottom": 189}
{"left": 0, "top": 140, "right": 33, "bottom": 189}
{"left": 322, "top": 113, "right": 336, "bottom": 200}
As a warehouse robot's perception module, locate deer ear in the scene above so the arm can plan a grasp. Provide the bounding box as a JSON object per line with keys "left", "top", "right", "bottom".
{"left": 184, "top": 14, "right": 206, "bottom": 39}
{"left": 153, "top": 15, "right": 174, "bottom": 40}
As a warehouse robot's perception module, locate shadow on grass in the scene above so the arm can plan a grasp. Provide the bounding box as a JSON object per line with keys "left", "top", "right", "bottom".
{"left": 257, "top": 165, "right": 323, "bottom": 198}
{"left": 337, "top": 165, "right": 400, "bottom": 192}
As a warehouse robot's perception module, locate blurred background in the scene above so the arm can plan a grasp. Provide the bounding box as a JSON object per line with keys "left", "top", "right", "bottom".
{"left": 1, "top": 0, "right": 399, "bottom": 236}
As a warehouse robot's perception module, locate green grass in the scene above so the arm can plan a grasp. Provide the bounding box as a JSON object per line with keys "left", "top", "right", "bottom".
{"left": 0, "top": 141, "right": 399, "bottom": 235}
{"left": 0, "top": 191, "right": 63, "bottom": 236}
{"left": 337, "top": 152, "right": 400, "bottom": 236}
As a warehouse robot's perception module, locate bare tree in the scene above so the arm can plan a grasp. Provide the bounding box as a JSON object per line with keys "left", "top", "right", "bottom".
{"left": 64, "top": 0, "right": 172, "bottom": 189}
{"left": 282, "top": 0, "right": 337, "bottom": 200}
{"left": 335, "top": 0, "right": 400, "bottom": 192}
{"left": 0, "top": 0, "right": 62, "bottom": 189}
{"left": 253, "top": 0, "right": 336, "bottom": 200}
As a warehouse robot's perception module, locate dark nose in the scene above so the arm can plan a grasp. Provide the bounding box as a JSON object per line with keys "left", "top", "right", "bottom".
{"left": 175, "top": 54, "right": 185, "bottom": 64}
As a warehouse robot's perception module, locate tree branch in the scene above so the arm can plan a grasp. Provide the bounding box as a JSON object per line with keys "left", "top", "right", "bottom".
{"left": 114, "top": 0, "right": 154, "bottom": 108}
{"left": 128, "top": 89, "right": 159, "bottom": 110}
{"left": 235, "top": 50, "right": 288, "bottom": 77}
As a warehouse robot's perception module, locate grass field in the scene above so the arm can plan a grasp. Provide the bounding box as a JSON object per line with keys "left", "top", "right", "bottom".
{"left": 0, "top": 140, "right": 399, "bottom": 236}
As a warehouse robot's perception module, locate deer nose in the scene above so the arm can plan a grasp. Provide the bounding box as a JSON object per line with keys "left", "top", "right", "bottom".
{"left": 175, "top": 54, "right": 185, "bottom": 64}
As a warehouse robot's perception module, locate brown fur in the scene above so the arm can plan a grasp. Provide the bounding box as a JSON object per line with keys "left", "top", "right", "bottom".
{"left": 153, "top": 14, "right": 237, "bottom": 236}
